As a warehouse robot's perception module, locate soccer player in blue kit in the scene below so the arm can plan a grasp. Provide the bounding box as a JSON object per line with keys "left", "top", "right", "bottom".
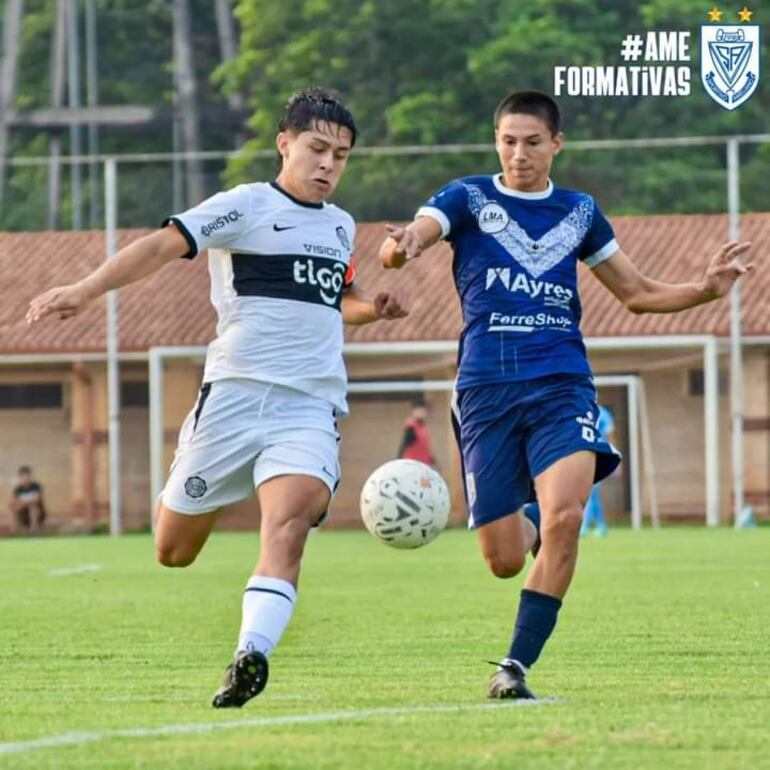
{"left": 379, "top": 91, "right": 753, "bottom": 699}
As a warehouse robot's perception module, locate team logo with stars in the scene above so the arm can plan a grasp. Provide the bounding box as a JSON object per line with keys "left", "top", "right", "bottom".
{"left": 701, "top": 6, "right": 760, "bottom": 110}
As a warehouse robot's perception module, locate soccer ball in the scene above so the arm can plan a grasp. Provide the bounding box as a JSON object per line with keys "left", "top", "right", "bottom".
{"left": 360, "top": 459, "right": 450, "bottom": 549}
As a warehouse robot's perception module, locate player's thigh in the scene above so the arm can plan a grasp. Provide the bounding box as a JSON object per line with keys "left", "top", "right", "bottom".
{"left": 254, "top": 423, "right": 340, "bottom": 527}
{"left": 154, "top": 503, "right": 219, "bottom": 565}
{"left": 453, "top": 386, "right": 531, "bottom": 530}
{"left": 162, "top": 380, "right": 266, "bottom": 516}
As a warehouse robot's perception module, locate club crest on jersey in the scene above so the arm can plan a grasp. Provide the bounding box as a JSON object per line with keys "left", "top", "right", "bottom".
{"left": 477, "top": 203, "right": 509, "bottom": 234}
{"left": 701, "top": 25, "right": 760, "bottom": 111}
{"left": 335, "top": 226, "right": 351, "bottom": 252}
{"left": 184, "top": 475, "right": 207, "bottom": 499}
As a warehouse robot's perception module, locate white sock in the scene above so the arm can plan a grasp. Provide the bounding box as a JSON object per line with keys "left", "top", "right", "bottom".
{"left": 236, "top": 575, "right": 297, "bottom": 657}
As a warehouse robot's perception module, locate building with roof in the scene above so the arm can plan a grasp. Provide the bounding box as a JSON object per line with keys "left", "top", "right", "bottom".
{"left": 1, "top": 212, "right": 768, "bottom": 532}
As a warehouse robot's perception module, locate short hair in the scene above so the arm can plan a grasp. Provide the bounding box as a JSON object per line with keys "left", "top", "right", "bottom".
{"left": 18, "top": 465, "right": 31, "bottom": 475}
{"left": 494, "top": 90, "right": 561, "bottom": 135}
{"left": 278, "top": 87, "right": 358, "bottom": 147}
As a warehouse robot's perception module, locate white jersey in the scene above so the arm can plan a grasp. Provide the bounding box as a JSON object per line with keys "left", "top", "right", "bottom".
{"left": 164, "top": 181, "right": 356, "bottom": 414}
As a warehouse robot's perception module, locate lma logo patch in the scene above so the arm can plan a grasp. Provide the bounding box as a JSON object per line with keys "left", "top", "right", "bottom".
{"left": 701, "top": 24, "right": 760, "bottom": 110}
{"left": 477, "top": 203, "right": 509, "bottom": 234}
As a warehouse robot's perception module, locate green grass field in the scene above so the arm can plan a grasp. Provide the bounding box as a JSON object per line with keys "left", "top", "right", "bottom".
{"left": 1, "top": 528, "right": 769, "bottom": 769}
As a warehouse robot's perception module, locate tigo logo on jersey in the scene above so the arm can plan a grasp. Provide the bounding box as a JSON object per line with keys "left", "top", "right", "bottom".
{"left": 477, "top": 203, "right": 509, "bottom": 234}
{"left": 200, "top": 209, "right": 243, "bottom": 238}
{"left": 293, "top": 259, "right": 346, "bottom": 306}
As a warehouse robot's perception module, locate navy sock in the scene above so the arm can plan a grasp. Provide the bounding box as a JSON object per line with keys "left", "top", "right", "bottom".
{"left": 507, "top": 589, "right": 562, "bottom": 670}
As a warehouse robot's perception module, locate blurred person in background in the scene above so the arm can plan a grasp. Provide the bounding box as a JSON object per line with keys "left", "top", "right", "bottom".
{"left": 581, "top": 404, "right": 616, "bottom": 537}
{"left": 9, "top": 465, "right": 45, "bottom": 535}
{"left": 398, "top": 399, "right": 436, "bottom": 467}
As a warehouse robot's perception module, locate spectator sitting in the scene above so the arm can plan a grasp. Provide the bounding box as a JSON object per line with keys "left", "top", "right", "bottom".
{"left": 9, "top": 466, "right": 46, "bottom": 535}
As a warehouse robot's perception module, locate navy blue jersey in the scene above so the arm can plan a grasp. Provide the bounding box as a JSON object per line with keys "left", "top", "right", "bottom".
{"left": 418, "top": 175, "right": 618, "bottom": 389}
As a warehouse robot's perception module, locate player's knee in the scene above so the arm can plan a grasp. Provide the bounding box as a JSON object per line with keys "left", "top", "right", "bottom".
{"left": 485, "top": 550, "right": 526, "bottom": 579}
{"left": 541, "top": 505, "right": 583, "bottom": 548}
{"left": 262, "top": 516, "right": 311, "bottom": 564}
{"left": 155, "top": 543, "right": 197, "bottom": 568}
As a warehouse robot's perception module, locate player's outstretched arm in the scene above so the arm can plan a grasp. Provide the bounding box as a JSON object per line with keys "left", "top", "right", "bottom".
{"left": 379, "top": 217, "right": 443, "bottom": 269}
{"left": 26, "top": 225, "right": 190, "bottom": 323}
{"left": 341, "top": 284, "right": 409, "bottom": 325}
{"left": 592, "top": 240, "right": 754, "bottom": 314}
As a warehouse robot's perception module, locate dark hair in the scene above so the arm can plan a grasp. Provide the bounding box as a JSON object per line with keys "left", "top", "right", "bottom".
{"left": 278, "top": 87, "right": 358, "bottom": 147}
{"left": 411, "top": 398, "right": 427, "bottom": 409}
{"left": 494, "top": 90, "right": 561, "bottom": 135}
{"left": 18, "top": 465, "right": 31, "bottom": 475}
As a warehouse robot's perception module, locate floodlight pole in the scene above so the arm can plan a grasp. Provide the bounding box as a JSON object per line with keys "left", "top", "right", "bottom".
{"left": 105, "top": 157, "right": 122, "bottom": 535}
{"left": 727, "top": 139, "right": 744, "bottom": 528}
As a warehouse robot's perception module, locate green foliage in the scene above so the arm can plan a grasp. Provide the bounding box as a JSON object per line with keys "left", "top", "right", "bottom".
{"left": 224, "top": 0, "right": 768, "bottom": 219}
{"left": 1, "top": 0, "right": 767, "bottom": 229}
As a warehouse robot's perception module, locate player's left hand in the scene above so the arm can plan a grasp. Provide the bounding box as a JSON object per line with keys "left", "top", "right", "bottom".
{"left": 702, "top": 240, "right": 754, "bottom": 298}
{"left": 373, "top": 290, "right": 409, "bottom": 320}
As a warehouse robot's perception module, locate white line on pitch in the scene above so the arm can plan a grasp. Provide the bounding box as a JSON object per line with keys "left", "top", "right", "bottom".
{"left": 48, "top": 564, "right": 103, "bottom": 576}
{"left": 0, "top": 700, "right": 560, "bottom": 756}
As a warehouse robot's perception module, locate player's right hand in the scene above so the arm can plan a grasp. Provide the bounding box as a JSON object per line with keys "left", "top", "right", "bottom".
{"left": 381, "top": 224, "right": 424, "bottom": 268}
{"left": 26, "top": 283, "right": 93, "bottom": 323}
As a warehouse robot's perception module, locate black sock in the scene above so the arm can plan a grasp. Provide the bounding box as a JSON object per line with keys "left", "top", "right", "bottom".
{"left": 507, "top": 589, "right": 562, "bottom": 670}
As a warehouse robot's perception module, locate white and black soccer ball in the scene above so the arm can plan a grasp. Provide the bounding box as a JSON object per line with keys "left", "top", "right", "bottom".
{"left": 360, "top": 459, "right": 450, "bottom": 549}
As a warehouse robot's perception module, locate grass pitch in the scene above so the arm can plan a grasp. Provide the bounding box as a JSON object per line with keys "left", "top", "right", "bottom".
{"left": 1, "top": 527, "right": 769, "bottom": 769}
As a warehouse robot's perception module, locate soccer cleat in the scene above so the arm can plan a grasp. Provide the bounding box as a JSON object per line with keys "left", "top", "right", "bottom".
{"left": 522, "top": 502, "right": 541, "bottom": 557}
{"left": 487, "top": 658, "right": 536, "bottom": 700}
{"left": 211, "top": 650, "right": 269, "bottom": 708}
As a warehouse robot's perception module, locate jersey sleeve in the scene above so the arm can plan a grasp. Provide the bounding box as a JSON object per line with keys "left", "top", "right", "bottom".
{"left": 415, "top": 179, "right": 468, "bottom": 240}
{"left": 579, "top": 199, "right": 619, "bottom": 269}
{"left": 162, "top": 184, "right": 251, "bottom": 259}
{"left": 339, "top": 214, "right": 356, "bottom": 287}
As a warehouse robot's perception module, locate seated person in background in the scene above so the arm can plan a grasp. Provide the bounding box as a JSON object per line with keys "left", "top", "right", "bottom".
{"left": 9, "top": 466, "right": 45, "bottom": 534}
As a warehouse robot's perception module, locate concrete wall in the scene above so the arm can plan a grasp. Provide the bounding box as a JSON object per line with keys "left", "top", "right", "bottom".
{"left": 2, "top": 344, "right": 768, "bottom": 533}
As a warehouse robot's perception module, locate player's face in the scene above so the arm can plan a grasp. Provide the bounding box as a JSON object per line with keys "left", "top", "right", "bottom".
{"left": 495, "top": 113, "right": 563, "bottom": 193}
{"left": 276, "top": 121, "right": 353, "bottom": 203}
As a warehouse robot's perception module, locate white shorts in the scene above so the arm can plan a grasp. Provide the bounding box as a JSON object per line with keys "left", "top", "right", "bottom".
{"left": 161, "top": 379, "right": 341, "bottom": 515}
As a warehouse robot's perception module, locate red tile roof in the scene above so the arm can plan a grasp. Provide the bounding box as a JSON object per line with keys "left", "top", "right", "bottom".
{"left": 1, "top": 213, "right": 767, "bottom": 354}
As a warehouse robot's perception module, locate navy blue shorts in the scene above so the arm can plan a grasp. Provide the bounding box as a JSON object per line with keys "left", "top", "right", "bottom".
{"left": 451, "top": 374, "right": 621, "bottom": 529}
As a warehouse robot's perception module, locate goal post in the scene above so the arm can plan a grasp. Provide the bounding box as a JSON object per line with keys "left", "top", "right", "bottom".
{"left": 147, "top": 346, "right": 655, "bottom": 529}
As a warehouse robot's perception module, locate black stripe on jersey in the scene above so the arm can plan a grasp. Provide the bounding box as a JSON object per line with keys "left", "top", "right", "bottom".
{"left": 269, "top": 180, "right": 324, "bottom": 209}
{"left": 192, "top": 382, "right": 212, "bottom": 433}
{"left": 232, "top": 252, "right": 348, "bottom": 310}
{"left": 162, "top": 216, "right": 198, "bottom": 259}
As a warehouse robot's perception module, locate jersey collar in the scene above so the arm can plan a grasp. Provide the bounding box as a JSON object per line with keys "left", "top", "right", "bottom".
{"left": 492, "top": 174, "right": 554, "bottom": 200}
{"left": 270, "top": 180, "right": 325, "bottom": 209}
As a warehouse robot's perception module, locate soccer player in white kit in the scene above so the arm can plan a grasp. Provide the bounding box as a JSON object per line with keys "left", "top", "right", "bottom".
{"left": 27, "top": 88, "right": 408, "bottom": 708}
